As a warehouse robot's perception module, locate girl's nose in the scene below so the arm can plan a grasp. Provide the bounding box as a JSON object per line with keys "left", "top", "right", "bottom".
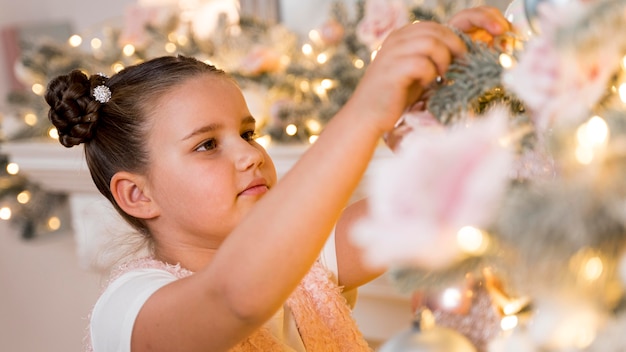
{"left": 235, "top": 140, "right": 265, "bottom": 171}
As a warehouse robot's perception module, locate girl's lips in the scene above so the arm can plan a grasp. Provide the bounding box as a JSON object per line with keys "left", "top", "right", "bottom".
{"left": 239, "top": 184, "right": 269, "bottom": 196}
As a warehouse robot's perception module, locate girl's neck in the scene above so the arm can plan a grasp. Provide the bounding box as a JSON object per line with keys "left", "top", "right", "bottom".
{"left": 153, "top": 244, "right": 218, "bottom": 272}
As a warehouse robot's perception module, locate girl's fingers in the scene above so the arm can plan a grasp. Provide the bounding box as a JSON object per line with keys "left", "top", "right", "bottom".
{"left": 448, "top": 6, "right": 512, "bottom": 36}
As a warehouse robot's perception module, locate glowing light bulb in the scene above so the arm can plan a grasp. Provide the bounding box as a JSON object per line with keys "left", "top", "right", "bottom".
{"left": 24, "top": 113, "right": 37, "bottom": 126}
{"left": 316, "top": 53, "right": 328, "bottom": 64}
{"left": 583, "top": 256, "right": 603, "bottom": 281}
{"left": 0, "top": 207, "right": 11, "bottom": 220}
{"left": 308, "top": 135, "right": 319, "bottom": 144}
{"left": 371, "top": 49, "right": 379, "bottom": 61}
{"left": 575, "top": 116, "right": 609, "bottom": 164}
{"left": 47, "top": 216, "right": 61, "bottom": 230}
{"left": 302, "top": 43, "right": 313, "bottom": 56}
{"left": 457, "top": 226, "right": 488, "bottom": 255}
{"left": 165, "top": 42, "right": 177, "bottom": 53}
{"left": 48, "top": 127, "right": 59, "bottom": 139}
{"left": 122, "top": 44, "right": 136, "bottom": 56}
{"left": 31, "top": 83, "right": 44, "bottom": 95}
{"left": 619, "top": 83, "right": 626, "bottom": 103}
{"left": 91, "top": 38, "right": 102, "bottom": 50}
{"left": 112, "top": 62, "right": 125, "bottom": 73}
{"left": 306, "top": 119, "right": 322, "bottom": 133}
{"left": 441, "top": 288, "right": 462, "bottom": 309}
{"left": 353, "top": 58, "right": 365, "bottom": 69}
{"left": 285, "top": 124, "right": 298, "bottom": 136}
{"left": 68, "top": 34, "right": 82, "bottom": 47}
{"left": 499, "top": 53, "right": 514, "bottom": 68}
{"left": 16, "top": 191, "right": 31, "bottom": 204}
{"left": 500, "top": 315, "right": 518, "bottom": 331}
{"left": 255, "top": 135, "right": 271, "bottom": 149}
{"left": 6, "top": 163, "right": 19, "bottom": 175}
{"left": 321, "top": 79, "right": 333, "bottom": 90}
{"left": 308, "top": 29, "right": 321, "bottom": 43}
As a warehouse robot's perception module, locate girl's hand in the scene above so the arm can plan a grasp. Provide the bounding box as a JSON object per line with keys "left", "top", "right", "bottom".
{"left": 349, "top": 21, "right": 467, "bottom": 134}
{"left": 447, "top": 6, "right": 512, "bottom": 46}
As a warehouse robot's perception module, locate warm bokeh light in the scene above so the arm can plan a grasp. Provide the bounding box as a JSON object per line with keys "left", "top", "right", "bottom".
{"left": 6, "top": 163, "right": 19, "bottom": 175}
{"left": 457, "top": 226, "right": 489, "bottom": 255}
{"left": 285, "top": 124, "right": 298, "bottom": 136}
{"left": 302, "top": 43, "right": 313, "bottom": 56}
{"left": 122, "top": 44, "right": 136, "bottom": 56}
{"left": 91, "top": 38, "right": 102, "bottom": 50}
{"left": 0, "top": 207, "right": 11, "bottom": 220}
{"left": 499, "top": 53, "right": 514, "bottom": 68}
{"left": 16, "top": 191, "right": 31, "bottom": 204}
{"left": 68, "top": 34, "right": 82, "bottom": 47}
{"left": 47, "top": 216, "right": 61, "bottom": 230}
{"left": 165, "top": 42, "right": 177, "bottom": 53}
{"left": 112, "top": 62, "right": 125, "bottom": 73}
{"left": 31, "top": 83, "right": 45, "bottom": 96}
{"left": 583, "top": 256, "right": 603, "bottom": 281}
{"left": 23, "top": 113, "right": 38, "bottom": 126}
{"left": 48, "top": 127, "right": 59, "bottom": 139}
{"left": 500, "top": 315, "right": 518, "bottom": 331}
{"left": 316, "top": 53, "right": 328, "bottom": 64}
{"left": 255, "top": 135, "right": 271, "bottom": 149}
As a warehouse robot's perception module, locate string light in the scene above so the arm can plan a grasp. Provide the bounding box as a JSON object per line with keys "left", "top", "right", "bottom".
{"left": 122, "top": 44, "right": 136, "bottom": 56}
{"left": 0, "top": 207, "right": 11, "bottom": 220}
{"left": 316, "top": 53, "right": 328, "bottom": 64}
{"left": 23, "top": 113, "right": 37, "bottom": 126}
{"left": 302, "top": 43, "right": 313, "bottom": 56}
{"left": 6, "top": 162, "right": 19, "bottom": 175}
{"left": 68, "top": 34, "right": 82, "bottom": 47}
{"left": 48, "top": 127, "right": 59, "bottom": 139}
{"left": 353, "top": 58, "right": 365, "bottom": 69}
{"left": 499, "top": 53, "right": 514, "bottom": 68}
{"left": 112, "top": 62, "right": 125, "bottom": 73}
{"left": 31, "top": 83, "right": 44, "bottom": 96}
{"left": 90, "top": 38, "right": 102, "bottom": 50}
{"left": 619, "top": 82, "right": 626, "bottom": 103}
{"left": 575, "top": 115, "right": 609, "bottom": 164}
{"left": 456, "top": 226, "right": 489, "bottom": 255}
{"left": 285, "top": 124, "right": 298, "bottom": 136}
{"left": 308, "top": 29, "right": 322, "bottom": 44}
{"left": 500, "top": 315, "right": 518, "bottom": 331}
{"left": 165, "top": 42, "right": 177, "bottom": 53}
{"left": 254, "top": 135, "right": 271, "bottom": 149}
{"left": 440, "top": 288, "right": 462, "bottom": 310}
{"left": 47, "top": 216, "right": 61, "bottom": 231}
{"left": 308, "top": 135, "right": 319, "bottom": 144}
{"left": 305, "top": 119, "right": 322, "bottom": 134}
{"left": 320, "top": 78, "right": 334, "bottom": 90}
{"left": 16, "top": 191, "right": 31, "bottom": 204}
{"left": 582, "top": 256, "right": 603, "bottom": 281}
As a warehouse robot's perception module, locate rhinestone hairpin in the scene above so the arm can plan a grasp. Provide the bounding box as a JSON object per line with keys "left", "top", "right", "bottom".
{"left": 93, "top": 85, "right": 111, "bottom": 103}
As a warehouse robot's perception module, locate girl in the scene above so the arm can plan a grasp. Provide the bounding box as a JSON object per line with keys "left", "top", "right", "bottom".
{"left": 45, "top": 7, "right": 509, "bottom": 352}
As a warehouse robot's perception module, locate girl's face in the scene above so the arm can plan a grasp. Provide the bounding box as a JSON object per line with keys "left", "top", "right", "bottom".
{"left": 143, "top": 74, "right": 277, "bottom": 248}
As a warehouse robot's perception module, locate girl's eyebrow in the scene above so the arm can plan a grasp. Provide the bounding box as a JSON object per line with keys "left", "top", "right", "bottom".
{"left": 181, "top": 116, "right": 256, "bottom": 141}
{"left": 181, "top": 123, "right": 222, "bottom": 141}
{"left": 241, "top": 115, "right": 256, "bottom": 125}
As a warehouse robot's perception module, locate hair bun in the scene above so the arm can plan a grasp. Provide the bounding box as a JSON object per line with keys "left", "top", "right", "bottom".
{"left": 45, "top": 70, "right": 102, "bottom": 147}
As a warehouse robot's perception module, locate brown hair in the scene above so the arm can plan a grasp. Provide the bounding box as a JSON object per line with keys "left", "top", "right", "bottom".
{"left": 45, "top": 55, "right": 226, "bottom": 234}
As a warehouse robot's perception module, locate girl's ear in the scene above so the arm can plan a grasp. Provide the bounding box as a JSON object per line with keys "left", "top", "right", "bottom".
{"left": 110, "top": 171, "right": 160, "bottom": 220}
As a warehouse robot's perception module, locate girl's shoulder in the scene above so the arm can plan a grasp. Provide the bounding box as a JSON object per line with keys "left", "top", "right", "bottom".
{"left": 108, "top": 256, "right": 193, "bottom": 282}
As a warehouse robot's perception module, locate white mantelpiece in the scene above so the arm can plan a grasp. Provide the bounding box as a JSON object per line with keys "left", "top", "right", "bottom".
{"left": 3, "top": 138, "right": 410, "bottom": 344}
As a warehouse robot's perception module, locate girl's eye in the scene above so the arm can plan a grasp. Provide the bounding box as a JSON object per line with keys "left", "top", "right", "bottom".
{"left": 196, "top": 139, "right": 217, "bottom": 152}
{"left": 241, "top": 130, "right": 257, "bottom": 142}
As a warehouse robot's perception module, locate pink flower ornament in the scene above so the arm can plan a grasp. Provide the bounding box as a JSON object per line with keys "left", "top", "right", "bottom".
{"left": 352, "top": 108, "right": 513, "bottom": 270}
